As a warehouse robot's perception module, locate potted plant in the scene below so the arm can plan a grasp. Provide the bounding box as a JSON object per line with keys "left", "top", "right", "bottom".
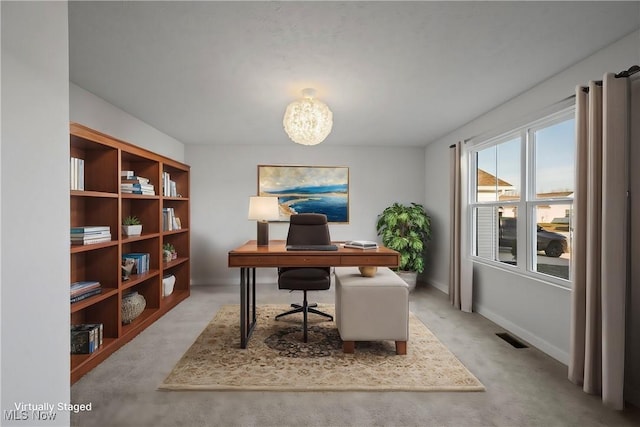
{"left": 122, "top": 215, "right": 142, "bottom": 237}
{"left": 163, "top": 242, "right": 177, "bottom": 262}
{"left": 376, "top": 202, "right": 431, "bottom": 291}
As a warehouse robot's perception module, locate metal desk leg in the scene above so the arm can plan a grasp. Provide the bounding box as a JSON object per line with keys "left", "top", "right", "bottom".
{"left": 240, "top": 267, "right": 257, "bottom": 348}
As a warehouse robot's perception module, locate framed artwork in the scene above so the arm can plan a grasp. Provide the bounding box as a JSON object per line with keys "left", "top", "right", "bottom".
{"left": 257, "top": 165, "right": 349, "bottom": 223}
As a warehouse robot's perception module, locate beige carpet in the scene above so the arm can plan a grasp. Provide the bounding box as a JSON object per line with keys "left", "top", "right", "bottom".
{"left": 159, "top": 304, "right": 485, "bottom": 392}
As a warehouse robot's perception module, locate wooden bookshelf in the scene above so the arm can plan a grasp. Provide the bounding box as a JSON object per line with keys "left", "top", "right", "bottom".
{"left": 69, "top": 123, "right": 190, "bottom": 384}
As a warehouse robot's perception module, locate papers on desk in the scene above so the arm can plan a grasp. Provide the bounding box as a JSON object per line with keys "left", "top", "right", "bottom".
{"left": 344, "top": 240, "right": 379, "bottom": 249}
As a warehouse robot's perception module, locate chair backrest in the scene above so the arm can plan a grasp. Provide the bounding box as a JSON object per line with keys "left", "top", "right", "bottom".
{"left": 286, "top": 213, "right": 331, "bottom": 245}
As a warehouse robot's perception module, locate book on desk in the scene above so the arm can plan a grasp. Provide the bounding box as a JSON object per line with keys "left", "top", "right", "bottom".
{"left": 343, "top": 240, "right": 379, "bottom": 249}
{"left": 285, "top": 244, "right": 339, "bottom": 251}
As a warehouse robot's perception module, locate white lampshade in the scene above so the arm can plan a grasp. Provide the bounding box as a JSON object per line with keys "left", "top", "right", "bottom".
{"left": 248, "top": 196, "right": 280, "bottom": 221}
{"left": 283, "top": 88, "right": 333, "bottom": 146}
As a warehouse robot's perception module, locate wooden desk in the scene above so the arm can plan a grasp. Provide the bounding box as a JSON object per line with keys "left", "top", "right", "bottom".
{"left": 228, "top": 240, "right": 400, "bottom": 348}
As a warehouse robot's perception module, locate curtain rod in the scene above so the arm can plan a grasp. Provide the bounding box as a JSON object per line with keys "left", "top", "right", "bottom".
{"left": 454, "top": 66, "right": 637, "bottom": 142}
{"left": 615, "top": 64, "right": 639, "bottom": 78}
{"left": 581, "top": 65, "right": 639, "bottom": 92}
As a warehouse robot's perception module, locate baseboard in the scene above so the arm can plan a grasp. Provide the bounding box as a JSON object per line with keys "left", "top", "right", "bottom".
{"left": 475, "top": 303, "right": 569, "bottom": 365}
{"left": 425, "top": 279, "right": 448, "bottom": 294}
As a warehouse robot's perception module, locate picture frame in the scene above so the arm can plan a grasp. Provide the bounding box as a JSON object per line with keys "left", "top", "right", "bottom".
{"left": 257, "top": 165, "right": 349, "bottom": 223}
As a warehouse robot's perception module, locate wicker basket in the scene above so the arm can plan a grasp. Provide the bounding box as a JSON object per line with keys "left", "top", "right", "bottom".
{"left": 121, "top": 291, "right": 146, "bottom": 324}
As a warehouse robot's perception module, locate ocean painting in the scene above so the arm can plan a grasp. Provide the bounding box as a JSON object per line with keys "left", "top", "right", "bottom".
{"left": 258, "top": 165, "right": 349, "bottom": 223}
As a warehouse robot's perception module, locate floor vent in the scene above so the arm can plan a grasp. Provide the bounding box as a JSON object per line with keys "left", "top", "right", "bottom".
{"left": 496, "top": 332, "right": 528, "bottom": 349}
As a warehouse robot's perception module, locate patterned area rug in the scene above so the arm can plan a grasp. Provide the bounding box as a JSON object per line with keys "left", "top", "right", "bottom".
{"left": 159, "top": 304, "right": 484, "bottom": 392}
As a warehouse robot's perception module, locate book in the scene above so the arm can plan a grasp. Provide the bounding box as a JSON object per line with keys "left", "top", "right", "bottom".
{"left": 83, "top": 323, "right": 103, "bottom": 349}
{"left": 120, "top": 183, "right": 154, "bottom": 190}
{"left": 70, "top": 326, "right": 94, "bottom": 354}
{"left": 121, "top": 177, "right": 150, "bottom": 184}
{"left": 70, "top": 324, "right": 102, "bottom": 354}
{"left": 162, "top": 207, "right": 181, "bottom": 230}
{"left": 70, "top": 225, "right": 110, "bottom": 233}
{"left": 71, "top": 235, "right": 112, "bottom": 245}
{"left": 344, "top": 240, "right": 379, "bottom": 249}
{"left": 70, "top": 281, "right": 101, "bottom": 295}
{"left": 122, "top": 253, "right": 150, "bottom": 274}
{"left": 120, "top": 190, "right": 155, "bottom": 195}
{"left": 70, "top": 288, "right": 102, "bottom": 303}
{"left": 71, "top": 230, "right": 111, "bottom": 239}
{"left": 162, "top": 171, "right": 178, "bottom": 197}
{"left": 70, "top": 157, "right": 85, "bottom": 190}
{"left": 70, "top": 280, "right": 100, "bottom": 290}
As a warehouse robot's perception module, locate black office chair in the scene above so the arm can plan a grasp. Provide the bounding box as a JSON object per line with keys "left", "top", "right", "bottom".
{"left": 276, "top": 213, "right": 333, "bottom": 342}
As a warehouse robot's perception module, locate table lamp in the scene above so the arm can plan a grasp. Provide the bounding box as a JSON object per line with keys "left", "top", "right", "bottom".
{"left": 248, "top": 196, "right": 280, "bottom": 246}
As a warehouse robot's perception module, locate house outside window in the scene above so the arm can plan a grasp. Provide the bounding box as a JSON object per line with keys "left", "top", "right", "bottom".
{"left": 469, "top": 107, "right": 575, "bottom": 286}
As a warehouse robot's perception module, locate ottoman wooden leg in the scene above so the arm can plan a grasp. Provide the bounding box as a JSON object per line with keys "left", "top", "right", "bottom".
{"left": 343, "top": 341, "right": 355, "bottom": 353}
{"left": 395, "top": 341, "right": 407, "bottom": 355}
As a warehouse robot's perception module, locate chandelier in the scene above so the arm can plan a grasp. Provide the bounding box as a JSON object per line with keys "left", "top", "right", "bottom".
{"left": 283, "top": 88, "right": 333, "bottom": 145}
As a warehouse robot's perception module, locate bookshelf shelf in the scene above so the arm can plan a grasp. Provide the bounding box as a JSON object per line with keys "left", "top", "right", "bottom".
{"left": 69, "top": 123, "right": 190, "bottom": 384}
{"left": 163, "top": 257, "right": 188, "bottom": 269}
{"left": 121, "top": 270, "right": 160, "bottom": 291}
{"left": 121, "top": 233, "right": 161, "bottom": 244}
{"left": 70, "top": 337, "right": 117, "bottom": 366}
{"left": 162, "top": 228, "right": 188, "bottom": 236}
{"left": 70, "top": 240, "right": 118, "bottom": 253}
{"left": 71, "top": 190, "right": 119, "bottom": 199}
{"left": 163, "top": 196, "right": 189, "bottom": 202}
{"left": 121, "top": 308, "right": 156, "bottom": 337}
{"left": 70, "top": 288, "right": 119, "bottom": 313}
{"left": 121, "top": 193, "right": 161, "bottom": 200}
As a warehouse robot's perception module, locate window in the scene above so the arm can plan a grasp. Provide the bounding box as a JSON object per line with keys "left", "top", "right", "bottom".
{"left": 469, "top": 108, "right": 575, "bottom": 285}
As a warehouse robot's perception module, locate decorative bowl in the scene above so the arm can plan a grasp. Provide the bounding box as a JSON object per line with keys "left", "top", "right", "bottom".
{"left": 358, "top": 266, "right": 378, "bottom": 277}
{"left": 121, "top": 291, "right": 146, "bottom": 324}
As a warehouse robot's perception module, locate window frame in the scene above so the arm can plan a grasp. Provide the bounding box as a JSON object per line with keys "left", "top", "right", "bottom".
{"left": 467, "top": 105, "right": 575, "bottom": 288}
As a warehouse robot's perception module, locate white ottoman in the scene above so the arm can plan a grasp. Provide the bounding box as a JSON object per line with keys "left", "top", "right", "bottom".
{"left": 334, "top": 266, "right": 409, "bottom": 355}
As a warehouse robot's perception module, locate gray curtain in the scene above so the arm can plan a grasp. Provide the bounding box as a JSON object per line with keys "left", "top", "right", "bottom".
{"left": 449, "top": 141, "right": 472, "bottom": 312}
{"left": 569, "top": 72, "right": 632, "bottom": 410}
{"left": 627, "top": 73, "right": 640, "bottom": 409}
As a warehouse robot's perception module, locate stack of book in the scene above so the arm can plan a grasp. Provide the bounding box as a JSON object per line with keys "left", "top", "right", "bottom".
{"left": 122, "top": 253, "right": 150, "bottom": 275}
{"left": 344, "top": 240, "right": 379, "bottom": 249}
{"left": 121, "top": 171, "right": 155, "bottom": 195}
{"left": 70, "top": 323, "right": 103, "bottom": 354}
{"left": 162, "top": 207, "right": 181, "bottom": 231}
{"left": 71, "top": 226, "right": 111, "bottom": 245}
{"left": 162, "top": 171, "right": 178, "bottom": 197}
{"left": 70, "top": 157, "right": 85, "bottom": 190}
{"left": 70, "top": 280, "right": 102, "bottom": 303}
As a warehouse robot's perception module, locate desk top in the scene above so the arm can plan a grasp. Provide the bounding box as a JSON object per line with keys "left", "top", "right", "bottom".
{"left": 228, "top": 240, "right": 400, "bottom": 268}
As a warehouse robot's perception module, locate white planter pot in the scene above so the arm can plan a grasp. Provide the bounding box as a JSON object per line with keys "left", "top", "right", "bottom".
{"left": 123, "top": 224, "right": 142, "bottom": 237}
{"left": 162, "top": 274, "right": 176, "bottom": 297}
{"left": 395, "top": 270, "right": 418, "bottom": 292}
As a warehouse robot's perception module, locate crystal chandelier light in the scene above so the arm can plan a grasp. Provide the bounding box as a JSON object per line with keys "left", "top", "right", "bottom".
{"left": 283, "top": 88, "right": 333, "bottom": 146}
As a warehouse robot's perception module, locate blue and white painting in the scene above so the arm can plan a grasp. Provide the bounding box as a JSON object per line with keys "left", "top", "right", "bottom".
{"left": 258, "top": 165, "right": 349, "bottom": 223}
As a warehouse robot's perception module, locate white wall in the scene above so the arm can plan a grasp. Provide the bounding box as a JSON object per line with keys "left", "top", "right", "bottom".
{"left": 423, "top": 30, "right": 640, "bottom": 365}
{"left": 1, "top": 2, "right": 70, "bottom": 425}
{"left": 187, "top": 144, "right": 426, "bottom": 285}
{"left": 70, "top": 83, "right": 185, "bottom": 162}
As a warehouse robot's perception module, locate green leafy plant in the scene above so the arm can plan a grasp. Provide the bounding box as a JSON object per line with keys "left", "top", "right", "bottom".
{"left": 163, "top": 243, "right": 175, "bottom": 253}
{"left": 123, "top": 215, "right": 141, "bottom": 226}
{"left": 376, "top": 202, "right": 431, "bottom": 273}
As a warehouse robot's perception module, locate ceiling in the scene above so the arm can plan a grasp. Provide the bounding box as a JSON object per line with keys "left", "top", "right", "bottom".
{"left": 68, "top": 1, "right": 640, "bottom": 147}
